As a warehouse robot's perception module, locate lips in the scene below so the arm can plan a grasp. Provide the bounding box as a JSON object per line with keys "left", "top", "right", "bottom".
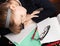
{"left": 20, "top": 23, "right": 24, "bottom": 30}
{"left": 12, "top": 23, "right": 24, "bottom": 33}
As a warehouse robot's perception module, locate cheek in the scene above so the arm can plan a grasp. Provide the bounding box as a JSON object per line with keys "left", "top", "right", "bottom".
{"left": 9, "top": 25, "right": 21, "bottom": 34}
{"left": 13, "top": 14, "right": 22, "bottom": 25}
{"left": 9, "top": 21, "right": 21, "bottom": 33}
{"left": 21, "top": 15, "right": 26, "bottom": 23}
{"left": 22, "top": 14, "right": 26, "bottom": 19}
{"left": 21, "top": 12, "right": 27, "bottom": 23}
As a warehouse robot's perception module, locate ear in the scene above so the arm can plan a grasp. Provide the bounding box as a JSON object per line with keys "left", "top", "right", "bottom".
{"left": 10, "top": 5, "right": 15, "bottom": 10}
{"left": 31, "top": 8, "right": 43, "bottom": 15}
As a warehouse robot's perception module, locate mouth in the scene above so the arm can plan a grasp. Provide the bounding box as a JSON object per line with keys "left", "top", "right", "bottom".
{"left": 14, "top": 23, "right": 24, "bottom": 34}
{"left": 20, "top": 23, "right": 24, "bottom": 30}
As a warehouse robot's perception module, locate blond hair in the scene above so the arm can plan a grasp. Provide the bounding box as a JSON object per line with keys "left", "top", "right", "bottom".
{"left": 0, "top": 0, "right": 19, "bottom": 27}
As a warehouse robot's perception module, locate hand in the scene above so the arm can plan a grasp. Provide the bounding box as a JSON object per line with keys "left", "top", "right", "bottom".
{"left": 23, "top": 8, "right": 41, "bottom": 23}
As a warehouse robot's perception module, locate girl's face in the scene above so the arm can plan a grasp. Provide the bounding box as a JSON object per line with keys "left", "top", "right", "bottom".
{"left": 9, "top": 6, "right": 27, "bottom": 34}
{"left": 0, "top": 0, "right": 26, "bottom": 34}
{"left": 7, "top": 0, "right": 27, "bottom": 34}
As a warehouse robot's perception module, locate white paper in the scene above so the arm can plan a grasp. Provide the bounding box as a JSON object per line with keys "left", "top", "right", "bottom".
{"left": 38, "top": 17, "right": 60, "bottom": 44}
{"left": 57, "top": 14, "right": 60, "bottom": 24}
{"left": 37, "top": 17, "right": 51, "bottom": 36}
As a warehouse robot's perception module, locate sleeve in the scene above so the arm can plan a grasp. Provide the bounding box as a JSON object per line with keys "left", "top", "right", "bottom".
{"left": 0, "top": 28, "right": 11, "bottom": 35}
{"left": 32, "top": 0, "right": 56, "bottom": 23}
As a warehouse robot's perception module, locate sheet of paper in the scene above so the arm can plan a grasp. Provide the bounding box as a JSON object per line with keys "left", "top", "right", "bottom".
{"left": 57, "top": 14, "right": 60, "bottom": 24}
{"left": 5, "top": 23, "right": 36, "bottom": 44}
{"left": 38, "top": 17, "right": 60, "bottom": 44}
{"left": 37, "top": 17, "right": 51, "bottom": 36}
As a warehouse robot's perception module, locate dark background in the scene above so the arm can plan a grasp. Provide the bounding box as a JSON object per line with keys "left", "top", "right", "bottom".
{"left": 0, "top": 0, "right": 60, "bottom": 14}
{"left": 49, "top": 0, "right": 60, "bottom": 14}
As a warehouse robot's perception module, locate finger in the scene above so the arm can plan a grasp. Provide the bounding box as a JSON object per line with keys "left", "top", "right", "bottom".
{"left": 31, "top": 11, "right": 40, "bottom": 15}
{"left": 32, "top": 15, "right": 39, "bottom": 17}
{"left": 26, "top": 15, "right": 39, "bottom": 20}
{"left": 31, "top": 8, "right": 43, "bottom": 15}
{"left": 36, "top": 8, "right": 43, "bottom": 11}
{"left": 30, "top": 15, "right": 39, "bottom": 18}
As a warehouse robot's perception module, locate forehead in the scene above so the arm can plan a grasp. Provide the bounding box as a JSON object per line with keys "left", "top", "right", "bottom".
{"left": 19, "top": 6, "right": 27, "bottom": 15}
{"left": 8, "top": 0, "right": 17, "bottom": 4}
{"left": 10, "top": 0, "right": 18, "bottom": 3}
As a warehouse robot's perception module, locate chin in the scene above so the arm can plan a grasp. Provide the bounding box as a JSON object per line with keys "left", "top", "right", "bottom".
{"left": 13, "top": 30, "right": 21, "bottom": 34}
{"left": 10, "top": 29, "right": 21, "bottom": 34}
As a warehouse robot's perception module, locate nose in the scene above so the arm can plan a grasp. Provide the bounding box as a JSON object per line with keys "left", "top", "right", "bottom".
{"left": 20, "top": 23, "right": 24, "bottom": 30}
